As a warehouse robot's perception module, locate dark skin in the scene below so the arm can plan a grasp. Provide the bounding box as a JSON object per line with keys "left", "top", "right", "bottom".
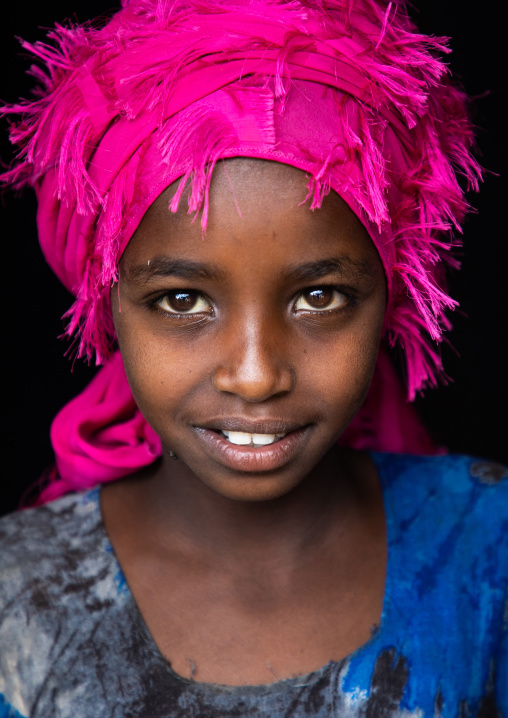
{"left": 102, "top": 158, "right": 388, "bottom": 686}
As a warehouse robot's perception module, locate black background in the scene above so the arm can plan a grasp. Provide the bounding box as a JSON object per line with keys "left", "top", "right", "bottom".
{"left": 1, "top": 1, "right": 506, "bottom": 517}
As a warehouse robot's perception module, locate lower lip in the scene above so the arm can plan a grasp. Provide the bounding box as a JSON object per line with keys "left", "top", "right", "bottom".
{"left": 193, "top": 427, "right": 311, "bottom": 473}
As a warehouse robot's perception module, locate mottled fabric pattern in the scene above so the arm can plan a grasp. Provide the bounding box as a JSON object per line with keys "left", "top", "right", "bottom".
{"left": 0, "top": 454, "right": 507, "bottom": 717}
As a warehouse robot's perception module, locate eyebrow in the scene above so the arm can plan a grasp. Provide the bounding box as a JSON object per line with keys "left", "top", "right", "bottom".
{"left": 281, "top": 257, "right": 375, "bottom": 282}
{"left": 125, "top": 257, "right": 226, "bottom": 283}
{"left": 125, "top": 255, "right": 375, "bottom": 285}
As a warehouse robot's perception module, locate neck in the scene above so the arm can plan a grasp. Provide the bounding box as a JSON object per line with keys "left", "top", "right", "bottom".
{"left": 131, "top": 446, "right": 372, "bottom": 570}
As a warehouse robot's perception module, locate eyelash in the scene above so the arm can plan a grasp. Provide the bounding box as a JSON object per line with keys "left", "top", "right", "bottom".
{"left": 147, "top": 286, "right": 356, "bottom": 318}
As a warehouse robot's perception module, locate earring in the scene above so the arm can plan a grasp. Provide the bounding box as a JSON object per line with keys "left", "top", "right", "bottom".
{"left": 169, "top": 450, "right": 178, "bottom": 459}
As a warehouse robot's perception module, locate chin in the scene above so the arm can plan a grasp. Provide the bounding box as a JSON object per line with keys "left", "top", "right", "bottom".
{"left": 198, "top": 471, "right": 309, "bottom": 503}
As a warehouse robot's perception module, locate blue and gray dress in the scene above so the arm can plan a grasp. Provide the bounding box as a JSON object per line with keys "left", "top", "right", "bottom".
{"left": 1, "top": 453, "right": 507, "bottom": 717}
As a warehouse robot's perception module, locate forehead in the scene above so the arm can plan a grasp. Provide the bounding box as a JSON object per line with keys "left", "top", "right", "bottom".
{"left": 122, "top": 158, "right": 384, "bottom": 282}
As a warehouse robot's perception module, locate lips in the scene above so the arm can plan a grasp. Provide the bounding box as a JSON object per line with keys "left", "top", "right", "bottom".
{"left": 193, "top": 422, "right": 311, "bottom": 473}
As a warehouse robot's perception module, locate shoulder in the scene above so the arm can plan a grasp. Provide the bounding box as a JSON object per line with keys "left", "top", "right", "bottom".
{"left": 0, "top": 488, "right": 102, "bottom": 541}
{"left": 0, "top": 490, "right": 123, "bottom": 714}
{"left": 373, "top": 452, "right": 508, "bottom": 582}
{"left": 373, "top": 451, "right": 508, "bottom": 507}
{"left": 0, "top": 488, "right": 115, "bottom": 619}
{"left": 0, "top": 489, "right": 104, "bottom": 589}
{"left": 0, "top": 488, "right": 120, "bottom": 620}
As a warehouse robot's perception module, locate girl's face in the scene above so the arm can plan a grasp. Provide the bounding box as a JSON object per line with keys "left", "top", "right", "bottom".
{"left": 112, "top": 159, "right": 386, "bottom": 502}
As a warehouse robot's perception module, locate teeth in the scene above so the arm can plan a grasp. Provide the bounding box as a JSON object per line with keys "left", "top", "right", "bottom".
{"left": 224, "top": 431, "right": 252, "bottom": 445}
{"left": 222, "top": 431, "right": 286, "bottom": 446}
{"left": 252, "top": 433, "right": 278, "bottom": 446}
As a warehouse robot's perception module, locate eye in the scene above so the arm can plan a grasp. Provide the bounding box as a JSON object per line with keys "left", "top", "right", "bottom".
{"left": 155, "top": 290, "right": 212, "bottom": 315}
{"left": 294, "top": 287, "right": 349, "bottom": 312}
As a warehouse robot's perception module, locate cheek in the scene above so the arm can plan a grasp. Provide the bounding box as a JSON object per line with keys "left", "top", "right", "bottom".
{"left": 114, "top": 314, "right": 200, "bottom": 422}
{"left": 304, "top": 315, "right": 384, "bottom": 417}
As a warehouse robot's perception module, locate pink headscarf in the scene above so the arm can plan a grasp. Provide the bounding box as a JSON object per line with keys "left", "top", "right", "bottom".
{"left": 2, "top": 0, "right": 480, "bottom": 501}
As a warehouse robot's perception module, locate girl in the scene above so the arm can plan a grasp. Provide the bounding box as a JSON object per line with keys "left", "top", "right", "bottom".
{"left": 0, "top": 1, "right": 506, "bottom": 716}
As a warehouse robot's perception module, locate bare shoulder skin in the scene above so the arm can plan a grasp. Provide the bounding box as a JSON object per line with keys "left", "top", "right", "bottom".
{"left": 101, "top": 158, "right": 388, "bottom": 686}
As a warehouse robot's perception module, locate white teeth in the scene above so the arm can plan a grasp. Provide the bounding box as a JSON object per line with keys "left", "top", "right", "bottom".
{"left": 251, "top": 433, "right": 278, "bottom": 446}
{"left": 221, "top": 430, "right": 286, "bottom": 446}
{"left": 224, "top": 431, "right": 252, "bottom": 445}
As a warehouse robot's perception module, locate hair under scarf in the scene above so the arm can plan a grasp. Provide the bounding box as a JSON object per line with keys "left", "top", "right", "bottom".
{"left": 2, "top": 0, "right": 481, "bottom": 502}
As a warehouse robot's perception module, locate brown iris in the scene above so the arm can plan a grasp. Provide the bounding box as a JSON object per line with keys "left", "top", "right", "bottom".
{"left": 168, "top": 291, "right": 199, "bottom": 312}
{"left": 302, "top": 288, "right": 335, "bottom": 309}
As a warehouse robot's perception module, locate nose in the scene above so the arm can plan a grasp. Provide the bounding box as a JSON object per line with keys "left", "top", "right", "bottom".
{"left": 212, "top": 319, "right": 295, "bottom": 402}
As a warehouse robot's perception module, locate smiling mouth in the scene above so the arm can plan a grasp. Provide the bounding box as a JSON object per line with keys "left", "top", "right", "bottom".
{"left": 193, "top": 423, "right": 311, "bottom": 473}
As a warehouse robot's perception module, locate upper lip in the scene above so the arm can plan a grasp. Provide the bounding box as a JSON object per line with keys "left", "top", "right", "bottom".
{"left": 195, "top": 418, "right": 308, "bottom": 435}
